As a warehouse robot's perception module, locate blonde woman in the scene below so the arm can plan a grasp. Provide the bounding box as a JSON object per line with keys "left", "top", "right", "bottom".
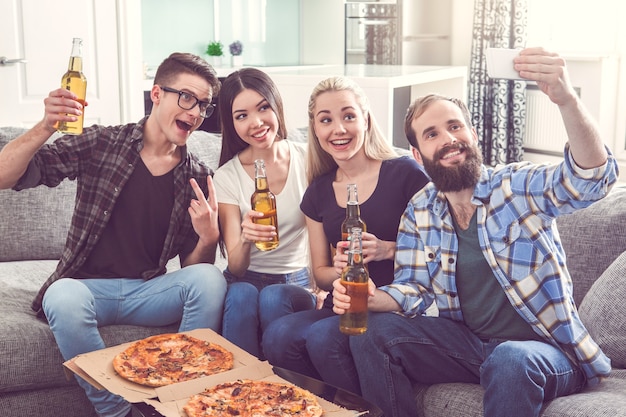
{"left": 261, "top": 76, "right": 429, "bottom": 393}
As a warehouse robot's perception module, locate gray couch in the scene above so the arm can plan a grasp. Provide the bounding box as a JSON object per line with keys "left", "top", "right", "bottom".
{"left": 1, "top": 125, "right": 626, "bottom": 417}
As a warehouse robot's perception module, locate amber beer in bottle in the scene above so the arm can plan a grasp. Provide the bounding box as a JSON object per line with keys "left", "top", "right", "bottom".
{"left": 251, "top": 159, "right": 279, "bottom": 251}
{"left": 56, "top": 38, "right": 87, "bottom": 135}
{"left": 339, "top": 227, "right": 369, "bottom": 335}
{"left": 341, "top": 184, "right": 366, "bottom": 241}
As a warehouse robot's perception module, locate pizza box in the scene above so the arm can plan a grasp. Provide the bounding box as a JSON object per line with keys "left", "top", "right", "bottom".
{"left": 63, "top": 328, "right": 262, "bottom": 403}
{"left": 146, "top": 360, "right": 366, "bottom": 417}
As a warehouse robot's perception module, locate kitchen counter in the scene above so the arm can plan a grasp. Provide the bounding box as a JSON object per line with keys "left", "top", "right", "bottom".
{"left": 144, "top": 64, "right": 468, "bottom": 147}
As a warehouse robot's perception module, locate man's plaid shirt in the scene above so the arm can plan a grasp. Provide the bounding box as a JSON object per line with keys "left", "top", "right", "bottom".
{"left": 383, "top": 146, "right": 618, "bottom": 386}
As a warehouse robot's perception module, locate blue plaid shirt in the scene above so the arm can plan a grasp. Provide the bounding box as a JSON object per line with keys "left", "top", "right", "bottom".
{"left": 383, "top": 146, "right": 618, "bottom": 386}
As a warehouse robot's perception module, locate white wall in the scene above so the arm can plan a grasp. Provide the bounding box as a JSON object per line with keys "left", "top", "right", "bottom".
{"left": 141, "top": 0, "right": 301, "bottom": 69}
{"left": 141, "top": 0, "right": 216, "bottom": 69}
{"left": 450, "top": 0, "right": 474, "bottom": 68}
{"left": 300, "top": 0, "right": 345, "bottom": 65}
{"left": 217, "top": 0, "right": 301, "bottom": 66}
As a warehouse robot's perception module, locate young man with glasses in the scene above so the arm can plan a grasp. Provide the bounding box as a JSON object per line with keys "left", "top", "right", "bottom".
{"left": 0, "top": 52, "right": 226, "bottom": 417}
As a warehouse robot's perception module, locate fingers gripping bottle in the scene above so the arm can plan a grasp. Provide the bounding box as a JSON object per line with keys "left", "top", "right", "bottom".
{"left": 339, "top": 227, "right": 369, "bottom": 335}
{"left": 251, "top": 159, "right": 279, "bottom": 251}
{"left": 56, "top": 38, "right": 87, "bottom": 135}
{"left": 341, "top": 184, "right": 366, "bottom": 241}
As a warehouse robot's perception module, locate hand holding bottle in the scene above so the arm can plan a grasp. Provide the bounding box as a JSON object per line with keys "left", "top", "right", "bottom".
{"left": 42, "top": 89, "right": 87, "bottom": 134}
{"left": 332, "top": 275, "right": 376, "bottom": 315}
{"left": 334, "top": 231, "right": 395, "bottom": 274}
{"left": 240, "top": 209, "right": 278, "bottom": 245}
{"left": 361, "top": 232, "right": 396, "bottom": 263}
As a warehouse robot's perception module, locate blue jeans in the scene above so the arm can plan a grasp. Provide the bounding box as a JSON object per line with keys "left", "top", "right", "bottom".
{"left": 306, "top": 314, "right": 361, "bottom": 394}
{"left": 350, "top": 313, "right": 585, "bottom": 417}
{"left": 262, "top": 307, "right": 335, "bottom": 379}
{"left": 222, "top": 268, "right": 315, "bottom": 358}
{"left": 42, "top": 263, "right": 226, "bottom": 417}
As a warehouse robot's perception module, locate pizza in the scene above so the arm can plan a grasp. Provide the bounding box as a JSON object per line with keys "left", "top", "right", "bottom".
{"left": 112, "top": 333, "right": 234, "bottom": 387}
{"left": 183, "top": 379, "right": 324, "bottom": 417}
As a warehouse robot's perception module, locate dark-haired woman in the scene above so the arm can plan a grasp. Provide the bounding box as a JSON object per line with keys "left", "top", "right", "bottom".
{"left": 213, "top": 68, "right": 316, "bottom": 357}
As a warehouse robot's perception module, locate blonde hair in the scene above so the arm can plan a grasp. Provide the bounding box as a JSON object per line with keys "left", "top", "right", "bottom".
{"left": 306, "top": 76, "right": 397, "bottom": 184}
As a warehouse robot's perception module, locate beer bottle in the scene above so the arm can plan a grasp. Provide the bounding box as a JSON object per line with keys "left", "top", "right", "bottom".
{"left": 341, "top": 183, "right": 366, "bottom": 241}
{"left": 56, "top": 38, "right": 87, "bottom": 135}
{"left": 251, "top": 159, "right": 279, "bottom": 251}
{"left": 339, "top": 227, "right": 369, "bottom": 335}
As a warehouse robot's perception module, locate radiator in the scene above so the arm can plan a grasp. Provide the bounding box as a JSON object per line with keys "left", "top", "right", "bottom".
{"left": 523, "top": 85, "right": 569, "bottom": 155}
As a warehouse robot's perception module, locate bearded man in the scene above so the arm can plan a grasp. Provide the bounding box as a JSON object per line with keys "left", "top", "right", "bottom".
{"left": 331, "top": 47, "right": 619, "bottom": 417}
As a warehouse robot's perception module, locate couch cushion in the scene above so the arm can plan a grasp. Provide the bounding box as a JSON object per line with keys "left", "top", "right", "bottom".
{"left": 185, "top": 130, "right": 222, "bottom": 171}
{"left": 417, "top": 371, "right": 626, "bottom": 417}
{"left": 3, "top": 385, "right": 97, "bottom": 417}
{"left": 538, "top": 372, "right": 626, "bottom": 417}
{"left": 0, "top": 182, "right": 75, "bottom": 262}
{"left": 0, "top": 128, "right": 74, "bottom": 262}
{"left": 0, "top": 260, "right": 178, "bottom": 394}
{"left": 578, "top": 250, "right": 626, "bottom": 368}
{"left": 556, "top": 188, "right": 626, "bottom": 305}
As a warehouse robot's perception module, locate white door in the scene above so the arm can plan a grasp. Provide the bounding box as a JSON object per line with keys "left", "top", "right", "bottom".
{"left": 0, "top": 0, "right": 125, "bottom": 128}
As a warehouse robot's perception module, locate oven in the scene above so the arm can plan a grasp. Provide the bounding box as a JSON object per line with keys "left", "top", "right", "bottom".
{"left": 345, "top": 2, "right": 399, "bottom": 65}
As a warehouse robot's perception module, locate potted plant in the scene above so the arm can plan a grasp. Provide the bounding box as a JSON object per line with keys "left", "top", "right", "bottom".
{"left": 229, "top": 40, "right": 244, "bottom": 67}
{"left": 206, "top": 41, "right": 224, "bottom": 67}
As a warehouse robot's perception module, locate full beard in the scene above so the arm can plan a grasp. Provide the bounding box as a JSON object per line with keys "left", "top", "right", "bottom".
{"left": 421, "top": 143, "right": 483, "bottom": 192}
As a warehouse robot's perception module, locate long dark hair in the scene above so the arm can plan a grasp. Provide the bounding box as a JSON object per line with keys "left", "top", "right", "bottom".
{"left": 217, "top": 68, "right": 287, "bottom": 167}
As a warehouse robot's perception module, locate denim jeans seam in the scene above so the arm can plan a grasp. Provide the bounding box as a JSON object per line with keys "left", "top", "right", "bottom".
{"left": 385, "top": 336, "right": 483, "bottom": 367}
{"left": 382, "top": 351, "right": 399, "bottom": 417}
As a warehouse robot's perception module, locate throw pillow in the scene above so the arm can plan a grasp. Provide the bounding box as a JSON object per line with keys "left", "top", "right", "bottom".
{"left": 578, "top": 250, "right": 626, "bottom": 368}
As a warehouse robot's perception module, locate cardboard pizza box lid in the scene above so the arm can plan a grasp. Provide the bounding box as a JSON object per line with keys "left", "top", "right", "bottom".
{"left": 153, "top": 360, "right": 274, "bottom": 403}
{"left": 63, "top": 328, "right": 262, "bottom": 403}
{"left": 149, "top": 361, "right": 365, "bottom": 417}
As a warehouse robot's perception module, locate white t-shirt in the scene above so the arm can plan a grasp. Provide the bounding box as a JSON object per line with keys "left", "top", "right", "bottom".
{"left": 213, "top": 140, "right": 309, "bottom": 274}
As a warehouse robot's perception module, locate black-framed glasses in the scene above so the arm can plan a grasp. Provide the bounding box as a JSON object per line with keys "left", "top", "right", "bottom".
{"left": 160, "top": 86, "right": 215, "bottom": 118}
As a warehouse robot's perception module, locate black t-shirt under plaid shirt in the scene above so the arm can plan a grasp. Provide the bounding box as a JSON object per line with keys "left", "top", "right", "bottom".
{"left": 13, "top": 118, "right": 212, "bottom": 316}
{"left": 75, "top": 157, "right": 175, "bottom": 278}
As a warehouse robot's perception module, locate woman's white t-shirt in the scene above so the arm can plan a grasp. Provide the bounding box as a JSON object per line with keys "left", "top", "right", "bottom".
{"left": 213, "top": 140, "right": 309, "bottom": 274}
